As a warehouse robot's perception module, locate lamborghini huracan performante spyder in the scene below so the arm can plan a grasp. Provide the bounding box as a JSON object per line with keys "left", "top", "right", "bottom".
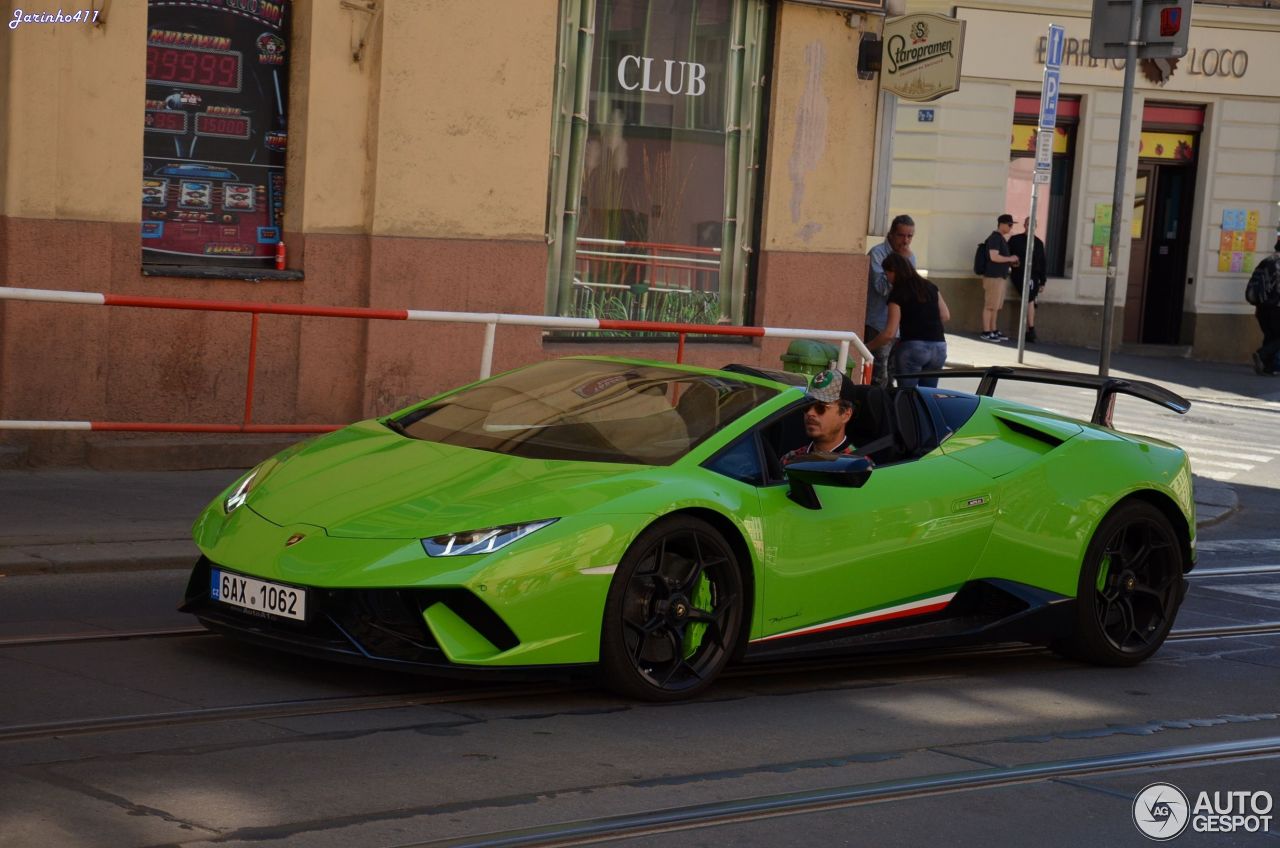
{"left": 182, "top": 357, "right": 1196, "bottom": 701}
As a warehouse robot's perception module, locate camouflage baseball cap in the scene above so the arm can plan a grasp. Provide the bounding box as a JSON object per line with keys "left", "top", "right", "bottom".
{"left": 805, "top": 369, "right": 846, "bottom": 403}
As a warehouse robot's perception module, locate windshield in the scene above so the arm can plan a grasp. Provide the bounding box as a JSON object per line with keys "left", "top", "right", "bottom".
{"left": 395, "top": 360, "right": 776, "bottom": 465}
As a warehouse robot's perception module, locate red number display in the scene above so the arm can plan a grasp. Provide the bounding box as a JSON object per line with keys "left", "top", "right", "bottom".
{"left": 195, "top": 114, "right": 251, "bottom": 139}
{"left": 145, "top": 110, "right": 187, "bottom": 133}
{"left": 145, "top": 46, "right": 241, "bottom": 92}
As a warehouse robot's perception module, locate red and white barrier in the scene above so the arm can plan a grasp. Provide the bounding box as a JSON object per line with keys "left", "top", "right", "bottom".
{"left": 0, "top": 286, "right": 873, "bottom": 434}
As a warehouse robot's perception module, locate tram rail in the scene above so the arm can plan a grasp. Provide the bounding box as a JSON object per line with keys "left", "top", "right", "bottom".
{"left": 404, "top": 735, "right": 1280, "bottom": 848}
{"left": 3, "top": 620, "right": 1279, "bottom": 744}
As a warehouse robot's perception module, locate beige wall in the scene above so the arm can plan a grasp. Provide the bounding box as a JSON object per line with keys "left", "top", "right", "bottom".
{"left": 369, "top": 1, "right": 558, "bottom": 240}
{"left": 0, "top": 14, "right": 10, "bottom": 210}
{"left": 287, "top": 1, "right": 381, "bottom": 234}
{"left": 2, "top": 1, "right": 144, "bottom": 223}
{"left": 762, "top": 3, "right": 878, "bottom": 254}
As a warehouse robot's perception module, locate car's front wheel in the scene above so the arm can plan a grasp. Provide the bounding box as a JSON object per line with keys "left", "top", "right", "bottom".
{"left": 600, "top": 516, "right": 744, "bottom": 701}
{"left": 1060, "top": 500, "right": 1185, "bottom": 666}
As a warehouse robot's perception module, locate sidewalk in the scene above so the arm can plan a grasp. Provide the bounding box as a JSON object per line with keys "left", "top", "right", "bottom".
{"left": 943, "top": 331, "right": 1280, "bottom": 407}
{"left": 0, "top": 333, "right": 1264, "bottom": 576}
{"left": 0, "top": 469, "right": 241, "bottom": 576}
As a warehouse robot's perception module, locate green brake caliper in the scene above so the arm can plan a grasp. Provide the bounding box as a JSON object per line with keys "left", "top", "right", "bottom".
{"left": 683, "top": 573, "right": 713, "bottom": 658}
{"left": 1096, "top": 554, "right": 1112, "bottom": 593}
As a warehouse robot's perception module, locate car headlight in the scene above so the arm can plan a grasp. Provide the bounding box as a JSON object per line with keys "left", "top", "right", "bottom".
{"left": 223, "top": 460, "right": 276, "bottom": 514}
{"left": 422, "top": 519, "right": 558, "bottom": 557}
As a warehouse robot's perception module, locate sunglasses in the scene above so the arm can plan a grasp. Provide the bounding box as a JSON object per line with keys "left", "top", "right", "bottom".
{"left": 807, "top": 401, "right": 835, "bottom": 414}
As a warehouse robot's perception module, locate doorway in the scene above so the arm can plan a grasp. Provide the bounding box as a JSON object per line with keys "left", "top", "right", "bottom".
{"left": 1123, "top": 104, "right": 1202, "bottom": 345}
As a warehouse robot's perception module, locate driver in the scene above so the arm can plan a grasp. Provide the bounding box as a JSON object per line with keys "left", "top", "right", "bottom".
{"left": 781, "top": 369, "right": 863, "bottom": 465}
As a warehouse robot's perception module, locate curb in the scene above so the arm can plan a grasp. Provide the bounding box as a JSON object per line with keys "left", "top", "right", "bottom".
{"left": 0, "top": 540, "right": 197, "bottom": 577}
{"left": 1192, "top": 476, "right": 1240, "bottom": 530}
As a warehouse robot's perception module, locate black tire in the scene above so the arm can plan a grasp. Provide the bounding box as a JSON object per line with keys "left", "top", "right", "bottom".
{"left": 1060, "top": 500, "right": 1185, "bottom": 666}
{"left": 599, "top": 516, "right": 745, "bottom": 701}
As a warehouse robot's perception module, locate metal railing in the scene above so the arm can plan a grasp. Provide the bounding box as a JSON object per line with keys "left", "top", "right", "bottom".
{"left": 0, "top": 286, "right": 872, "bottom": 434}
{"left": 574, "top": 237, "right": 721, "bottom": 294}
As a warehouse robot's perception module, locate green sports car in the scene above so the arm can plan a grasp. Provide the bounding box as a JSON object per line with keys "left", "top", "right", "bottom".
{"left": 181, "top": 357, "right": 1195, "bottom": 701}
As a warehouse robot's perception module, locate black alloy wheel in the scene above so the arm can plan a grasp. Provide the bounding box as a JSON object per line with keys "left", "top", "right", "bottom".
{"left": 600, "top": 516, "right": 744, "bottom": 701}
{"left": 1061, "top": 500, "right": 1185, "bottom": 666}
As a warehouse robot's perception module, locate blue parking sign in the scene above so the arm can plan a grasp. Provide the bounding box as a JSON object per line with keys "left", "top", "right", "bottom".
{"left": 1039, "top": 67, "right": 1060, "bottom": 131}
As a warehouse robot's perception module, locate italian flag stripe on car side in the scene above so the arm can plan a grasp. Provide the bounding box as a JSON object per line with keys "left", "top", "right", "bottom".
{"left": 751, "top": 592, "right": 958, "bottom": 643}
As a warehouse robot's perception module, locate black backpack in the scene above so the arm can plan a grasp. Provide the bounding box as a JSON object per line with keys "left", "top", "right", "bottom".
{"left": 1246, "top": 255, "right": 1280, "bottom": 306}
{"left": 973, "top": 241, "right": 988, "bottom": 276}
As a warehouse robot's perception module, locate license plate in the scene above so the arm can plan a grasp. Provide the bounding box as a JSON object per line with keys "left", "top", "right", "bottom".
{"left": 210, "top": 569, "right": 306, "bottom": 622}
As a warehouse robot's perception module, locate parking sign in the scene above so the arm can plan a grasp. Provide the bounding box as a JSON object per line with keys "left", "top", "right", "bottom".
{"left": 1039, "top": 67, "right": 1060, "bottom": 130}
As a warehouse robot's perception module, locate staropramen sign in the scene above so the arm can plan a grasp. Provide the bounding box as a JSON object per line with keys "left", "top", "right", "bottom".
{"left": 881, "top": 13, "right": 966, "bottom": 102}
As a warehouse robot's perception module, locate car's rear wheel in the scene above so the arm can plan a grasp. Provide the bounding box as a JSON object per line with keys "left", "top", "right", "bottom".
{"left": 600, "top": 516, "right": 744, "bottom": 701}
{"left": 1060, "top": 500, "right": 1185, "bottom": 666}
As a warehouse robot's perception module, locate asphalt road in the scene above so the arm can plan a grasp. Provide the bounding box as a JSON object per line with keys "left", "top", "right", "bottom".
{"left": 3, "top": 379, "right": 1279, "bottom": 847}
{"left": 2, "top": 499, "right": 1280, "bottom": 847}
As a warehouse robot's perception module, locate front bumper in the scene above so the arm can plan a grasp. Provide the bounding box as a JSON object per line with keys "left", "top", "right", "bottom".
{"left": 180, "top": 557, "right": 591, "bottom": 679}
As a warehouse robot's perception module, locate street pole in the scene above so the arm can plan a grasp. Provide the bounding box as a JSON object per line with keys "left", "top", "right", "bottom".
{"left": 1017, "top": 193, "right": 1038, "bottom": 364}
{"left": 1099, "top": 0, "right": 1142, "bottom": 378}
{"left": 1019, "top": 24, "right": 1063, "bottom": 364}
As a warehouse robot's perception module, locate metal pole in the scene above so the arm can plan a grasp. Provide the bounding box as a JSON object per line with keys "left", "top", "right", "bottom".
{"left": 480, "top": 322, "right": 497, "bottom": 379}
{"left": 1017, "top": 188, "right": 1039, "bottom": 363}
{"left": 718, "top": 0, "right": 747, "bottom": 323}
{"left": 1100, "top": 0, "right": 1142, "bottom": 377}
{"left": 555, "top": 0, "right": 597, "bottom": 314}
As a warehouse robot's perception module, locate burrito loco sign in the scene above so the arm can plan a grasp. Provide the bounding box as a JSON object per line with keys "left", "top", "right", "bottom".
{"left": 881, "top": 13, "right": 966, "bottom": 102}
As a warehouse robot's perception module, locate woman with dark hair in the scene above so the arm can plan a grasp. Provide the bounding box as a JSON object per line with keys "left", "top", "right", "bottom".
{"left": 867, "top": 252, "right": 950, "bottom": 388}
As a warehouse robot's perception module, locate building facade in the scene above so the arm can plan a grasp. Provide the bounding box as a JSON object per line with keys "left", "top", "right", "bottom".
{"left": 0, "top": 0, "right": 886, "bottom": 464}
{"left": 878, "top": 0, "right": 1280, "bottom": 361}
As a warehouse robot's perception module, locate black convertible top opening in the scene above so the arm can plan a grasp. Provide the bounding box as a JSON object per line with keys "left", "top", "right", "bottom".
{"left": 902, "top": 366, "right": 1190, "bottom": 428}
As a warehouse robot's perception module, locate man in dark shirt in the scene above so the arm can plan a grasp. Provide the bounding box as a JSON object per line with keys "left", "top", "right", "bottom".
{"left": 980, "top": 214, "right": 1019, "bottom": 342}
{"left": 1007, "top": 217, "right": 1047, "bottom": 343}
{"left": 865, "top": 214, "right": 916, "bottom": 386}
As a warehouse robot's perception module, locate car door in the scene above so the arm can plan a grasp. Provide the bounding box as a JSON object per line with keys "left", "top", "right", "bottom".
{"left": 754, "top": 415, "right": 999, "bottom": 643}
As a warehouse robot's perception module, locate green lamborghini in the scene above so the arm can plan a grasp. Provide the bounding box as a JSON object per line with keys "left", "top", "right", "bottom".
{"left": 182, "top": 357, "right": 1195, "bottom": 701}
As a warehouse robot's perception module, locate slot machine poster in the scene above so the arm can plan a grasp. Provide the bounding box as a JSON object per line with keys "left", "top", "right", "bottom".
{"left": 142, "top": 0, "right": 290, "bottom": 268}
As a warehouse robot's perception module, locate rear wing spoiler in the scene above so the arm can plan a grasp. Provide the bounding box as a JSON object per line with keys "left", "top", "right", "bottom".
{"left": 907, "top": 367, "right": 1190, "bottom": 428}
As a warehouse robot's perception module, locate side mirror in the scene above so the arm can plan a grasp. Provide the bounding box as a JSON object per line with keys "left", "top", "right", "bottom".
{"left": 784, "top": 454, "right": 873, "bottom": 510}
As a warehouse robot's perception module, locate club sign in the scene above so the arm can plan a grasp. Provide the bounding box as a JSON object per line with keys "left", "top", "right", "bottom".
{"left": 617, "top": 56, "right": 707, "bottom": 97}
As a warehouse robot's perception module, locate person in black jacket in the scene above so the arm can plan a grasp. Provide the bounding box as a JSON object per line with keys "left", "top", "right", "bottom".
{"left": 1247, "top": 236, "right": 1280, "bottom": 376}
{"left": 1007, "top": 217, "right": 1047, "bottom": 343}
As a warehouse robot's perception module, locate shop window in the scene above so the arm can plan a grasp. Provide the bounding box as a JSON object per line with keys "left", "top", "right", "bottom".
{"left": 142, "top": 0, "right": 291, "bottom": 274}
{"left": 1004, "top": 93, "right": 1079, "bottom": 278}
{"left": 546, "top": 0, "right": 770, "bottom": 330}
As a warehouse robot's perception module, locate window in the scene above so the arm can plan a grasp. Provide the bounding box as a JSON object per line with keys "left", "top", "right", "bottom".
{"left": 705, "top": 434, "right": 766, "bottom": 485}
{"left": 142, "top": 0, "right": 291, "bottom": 272}
{"left": 546, "top": 0, "right": 770, "bottom": 330}
{"left": 1005, "top": 93, "right": 1079, "bottom": 277}
{"left": 395, "top": 359, "right": 775, "bottom": 466}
